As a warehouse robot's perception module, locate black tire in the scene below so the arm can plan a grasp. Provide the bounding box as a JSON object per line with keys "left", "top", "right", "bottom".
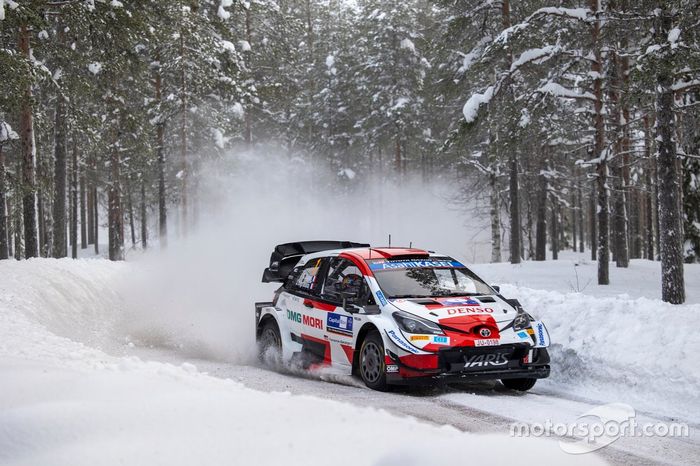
{"left": 258, "top": 319, "right": 282, "bottom": 366}
{"left": 358, "top": 330, "right": 390, "bottom": 391}
{"left": 501, "top": 377, "right": 537, "bottom": 391}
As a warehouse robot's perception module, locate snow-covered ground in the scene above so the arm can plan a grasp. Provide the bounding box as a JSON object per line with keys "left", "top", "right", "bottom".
{"left": 2, "top": 252, "right": 699, "bottom": 465}
{"left": 0, "top": 259, "right": 602, "bottom": 466}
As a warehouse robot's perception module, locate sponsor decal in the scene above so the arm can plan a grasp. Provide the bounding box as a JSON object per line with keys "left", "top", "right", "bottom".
{"left": 386, "top": 364, "right": 399, "bottom": 373}
{"left": 445, "top": 307, "right": 494, "bottom": 315}
{"left": 474, "top": 339, "right": 500, "bottom": 347}
{"left": 386, "top": 330, "right": 419, "bottom": 354}
{"left": 442, "top": 297, "right": 481, "bottom": 306}
{"left": 303, "top": 314, "right": 323, "bottom": 330}
{"left": 464, "top": 352, "right": 508, "bottom": 368}
{"left": 287, "top": 310, "right": 323, "bottom": 329}
{"left": 326, "top": 312, "right": 353, "bottom": 337}
{"left": 479, "top": 328, "right": 492, "bottom": 338}
{"left": 534, "top": 321, "right": 550, "bottom": 347}
{"left": 432, "top": 335, "right": 449, "bottom": 345}
{"left": 516, "top": 330, "right": 530, "bottom": 340}
{"left": 410, "top": 335, "right": 430, "bottom": 341}
{"left": 376, "top": 290, "right": 388, "bottom": 306}
{"left": 369, "top": 260, "right": 465, "bottom": 271}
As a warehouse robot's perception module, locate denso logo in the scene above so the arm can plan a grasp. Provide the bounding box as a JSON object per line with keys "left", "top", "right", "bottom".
{"left": 464, "top": 353, "right": 508, "bottom": 368}
{"left": 446, "top": 307, "right": 494, "bottom": 315}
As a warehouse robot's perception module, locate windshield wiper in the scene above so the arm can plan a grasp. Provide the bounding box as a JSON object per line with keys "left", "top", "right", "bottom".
{"left": 432, "top": 291, "right": 479, "bottom": 297}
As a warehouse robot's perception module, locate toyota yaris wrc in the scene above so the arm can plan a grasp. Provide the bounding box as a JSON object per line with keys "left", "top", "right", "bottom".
{"left": 255, "top": 241, "right": 550, "bottom": 391}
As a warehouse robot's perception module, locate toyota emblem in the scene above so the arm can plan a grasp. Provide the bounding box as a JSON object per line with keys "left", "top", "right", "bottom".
{"left": 479, "top": 328, "right": 492, "bottom": 338}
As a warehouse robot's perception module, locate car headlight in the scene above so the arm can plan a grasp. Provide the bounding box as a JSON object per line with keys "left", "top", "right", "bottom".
{"left": 512, "top": 310, "right": 532, "bottom": 331}
{"left": 392, "top": 311, "right": 444, "bottom": 335}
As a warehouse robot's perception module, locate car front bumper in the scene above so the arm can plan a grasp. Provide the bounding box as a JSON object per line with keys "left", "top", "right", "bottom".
{"left": 385, "top": 344, "right": 550, "bottom": 385}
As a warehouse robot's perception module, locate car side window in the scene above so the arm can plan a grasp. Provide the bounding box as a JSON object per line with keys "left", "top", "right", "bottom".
{"left": 320, "top": 258, "right": 367, "bottom": 304}
{"left": 288, "top": 258, "right": 325, "bottom": 295}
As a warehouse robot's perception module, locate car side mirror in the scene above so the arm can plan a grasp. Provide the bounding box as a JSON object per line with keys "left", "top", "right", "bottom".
{"left": 492, "top": 285, "right": 500, "bottom": 293}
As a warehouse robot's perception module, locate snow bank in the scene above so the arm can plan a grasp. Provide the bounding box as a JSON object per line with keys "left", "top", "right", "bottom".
{"left": 509, "top": 285, "right": 700, "bottom": 422}
{"left": 470, "top": 256, "right": 700, "bottom": 422}
{"left": 0, "top": 259, "right": 602, "bottom": 466}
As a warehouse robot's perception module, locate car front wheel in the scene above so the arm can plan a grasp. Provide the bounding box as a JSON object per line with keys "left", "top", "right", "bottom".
{"left": 359, "top": 330, "right": 389, "bottom": 391}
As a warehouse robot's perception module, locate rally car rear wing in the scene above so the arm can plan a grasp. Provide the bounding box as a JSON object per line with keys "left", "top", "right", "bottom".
{"left": 262, "top": 240, "right": 370, "bottom": 283}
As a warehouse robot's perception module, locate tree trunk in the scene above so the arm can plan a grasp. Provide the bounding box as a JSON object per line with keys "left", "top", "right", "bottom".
{"left": 244, "top": 6, "right": 253, "bottom": 145}
{"left": 39, "top": 192, "right": 48, "bottom": 257}
{"left": 0, "top": 143, "right": 8, "bottom": 259}
{"left": 140, "top": 180, "right": 147, "bottom": 249}
{"left": 19, "top": 24, "right": 38, "bottom": 259}
{"left": 87, "top": 153, "right": 95, "bottom": 246}
{"left": 5, "top": 193, "right": 13, "bottom": 258}
{"left": 644, "top": 115, "right": 655, "bottom": 260}
{"left": 70, "top": 138, "right": 78, "bottom": 259}
{"left": 394, "top": 137, "right": 401, "bottom": 173}
{"left": 154, "top": 51, "right": 167, "bottom": 248}
{"left": 590, "top": 176, "right": 597, "bottom": 260}
{"left": 490, "top": 174, "right": 501, "bottom": 263}
{"left": 654, "top": 11, "right": 685, "bottom": 304}
{"left": 13, "top": 180, "right": 23, "bottom": 259}
{"left": 52, "top": 96, "right": 68, "bottom": 258}
{"left": 127, "top": 178, "right": 136, "bottom": 248}
{"left": 535, "top": 157, "right": 547, "bottom": 261}
{"left": 591, "top": 0, "right": 608, "bottom": 284}
{"left": 572, "top": 186, "right": 578, "bottom": 252}
{"left": 93, "top": 185, "right": 99, "bottom": 254}
{"left": 606, "top": 46, "right": 629, "bottom": 268}
{"left": 501, "top": 0, "right": 520, "bottom": 264}
{"left": 80, "top": 165, "right": 87, "bottom": 249}
{"left": 551, "top": 199, "right": 559, "bottom": 260}
{"left": 108, "top": 122, "right": 124, "bottom": 261}
{"left": 179, "top": 25, "right": 189, "bottom": 236}
{"left": 577, "top": 166, "right": 585, "bottom": 253}
{"left": 508, "top": 152, "right": 521, "bottom": 263}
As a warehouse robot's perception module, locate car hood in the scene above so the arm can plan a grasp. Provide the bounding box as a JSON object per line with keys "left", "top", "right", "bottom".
{"left": 388, "top": 295, "right": 518, "bottom": 327}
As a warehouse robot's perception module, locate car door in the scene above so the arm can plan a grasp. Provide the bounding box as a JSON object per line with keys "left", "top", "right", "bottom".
{"left": 283, "top": 257, "right": 328, "bottom": 342}
{"left": 318, "top": 257, "right": 368, "bottom": 368}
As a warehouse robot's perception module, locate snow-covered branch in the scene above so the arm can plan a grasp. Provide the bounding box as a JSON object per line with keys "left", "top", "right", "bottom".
{"left": 493, "top": 7, "right": 590, "bottom": 46}
{"left": 0, "top": 121, "right": 19, "bottom": 143}
{"left": 462, "top": 45, "right": 562, "bottom": 123}
{"left": 0, "top": 0, "right": 18, "bottom": 20}
{"left": 462, "top": 86, "right": 494, "bottom": 123}
{"left": 537, "top": 82, "right": 596, "bottom": 101}
{"left": 672, "top": 79, "right": 700, "bottom": 94}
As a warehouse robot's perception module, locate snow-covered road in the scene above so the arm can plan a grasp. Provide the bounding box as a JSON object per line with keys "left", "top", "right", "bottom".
{"left": 134, "top": 346, "right": 700, "bottom": 466}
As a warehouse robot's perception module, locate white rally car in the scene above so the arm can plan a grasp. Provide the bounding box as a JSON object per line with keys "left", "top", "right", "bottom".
{"left": 255, "top": 241, "right": 550, "bottom": 391}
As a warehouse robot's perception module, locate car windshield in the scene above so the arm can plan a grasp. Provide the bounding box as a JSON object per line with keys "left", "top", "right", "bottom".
{"left": 368, "top": 259, "right": 494, "bottom": 298}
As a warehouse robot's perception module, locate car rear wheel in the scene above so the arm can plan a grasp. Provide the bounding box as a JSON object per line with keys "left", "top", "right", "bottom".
{"left": 258, "top": 319, "right": 282, "bottom": 366}
{"left": 359, "top": 330, "right": 389, "bottom": 391}
{"left": 501, "top": 377, "right": 537, "bottom": 391}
